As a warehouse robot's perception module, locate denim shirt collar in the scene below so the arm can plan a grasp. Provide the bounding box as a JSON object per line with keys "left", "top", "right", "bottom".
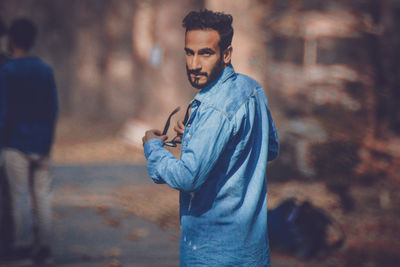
{"left": 194, "top": 64, "right": 235, "bottom": 104}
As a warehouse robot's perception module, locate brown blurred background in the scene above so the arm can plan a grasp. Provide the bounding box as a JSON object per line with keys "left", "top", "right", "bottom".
{"left": 1, "top": 0, "right": 400, "bottom": 266}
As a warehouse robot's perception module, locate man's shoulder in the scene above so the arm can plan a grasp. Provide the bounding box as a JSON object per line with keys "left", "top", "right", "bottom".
{"left": 36, "top": 57, "right": 52, "bottom": 69}
{"left": 226, "top": 72, "right": 263, "bottom": 98}
{"left": 4, "top": 58, "right": 54, "bottom": 80}
{"left": 236, "top": 73, "right": 262, "bottom": 90}
{"left": 28, "top": 57, "right": 54, "bottom": 74}
{"left": 37, "top": 60, "right": 54, "bottom": 77}
{"left": 215, "top": 72, "right": 264, "bottom": 119}
{"left": 198, "top": 69, "right": 265, "bottom": 121}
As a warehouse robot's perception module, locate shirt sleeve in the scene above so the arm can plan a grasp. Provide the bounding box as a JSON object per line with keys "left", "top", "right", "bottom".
{"left": 144, "top": 107, "right": 234, "bottom": 192}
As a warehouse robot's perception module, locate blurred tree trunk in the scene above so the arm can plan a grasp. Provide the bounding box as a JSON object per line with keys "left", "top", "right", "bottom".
{"left": 131, "top": 0, "right": 203, "bottom": 128}
{"left": 205, "top": 0, "right": 270, "bottom": 88}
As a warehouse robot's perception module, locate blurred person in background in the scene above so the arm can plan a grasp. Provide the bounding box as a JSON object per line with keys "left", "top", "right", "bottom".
{"left": 0, "top": 18, "right": 58, "bottom": 265}
{"left": 142, "top": 9, "right": 279, "bottom": 267}
{"left": 0, "top": 16, "right": 10, "bottom": 257}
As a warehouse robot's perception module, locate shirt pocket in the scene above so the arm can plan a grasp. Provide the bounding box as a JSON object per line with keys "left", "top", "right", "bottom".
{"left": 181, "top": 110, "right": 198, "bottom": 151}
{"left": 181, "top": 101, "right": 202, "bottom": 152}
{"left": 181, "top": 125, "right": 192, "bottom": 151}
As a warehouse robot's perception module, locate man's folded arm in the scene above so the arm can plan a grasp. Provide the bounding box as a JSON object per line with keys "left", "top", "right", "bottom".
{"left": 144, "top": 108, "right": 233, "bottom": 192}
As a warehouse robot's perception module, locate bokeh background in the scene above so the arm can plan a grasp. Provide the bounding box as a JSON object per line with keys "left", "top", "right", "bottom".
{"left": 1, "top": 0, "right": 400, "bottom": 266}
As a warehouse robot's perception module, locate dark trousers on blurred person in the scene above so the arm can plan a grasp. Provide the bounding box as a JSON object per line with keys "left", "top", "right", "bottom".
{"left": 1, "top": 148, "right": 53, "bottom": 259}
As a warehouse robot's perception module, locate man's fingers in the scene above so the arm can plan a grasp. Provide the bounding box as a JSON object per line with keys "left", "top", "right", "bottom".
{"left": 173, "top": 125, "right": 184, "bottom": 135}
{"left": 143, "top": 129, "right": 169, "bottom": 146}
{"left": 178, "top": 120, "right": 185, "bottom": 129}
{"left": 174, "top": 120, "right": 185, "bottom": 135}
{"left": 147, "top": 129, "right": 162, "bottom": 136}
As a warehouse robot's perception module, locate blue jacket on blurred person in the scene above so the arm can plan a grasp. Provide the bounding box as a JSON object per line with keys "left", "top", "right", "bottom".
{"left": 0, "top": 57, "right": 58, "bottom": 156}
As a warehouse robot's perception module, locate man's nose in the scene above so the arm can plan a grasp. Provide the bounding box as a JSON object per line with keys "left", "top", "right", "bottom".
{"left": 189, "top": 55, "right": 201, "bottom": 71}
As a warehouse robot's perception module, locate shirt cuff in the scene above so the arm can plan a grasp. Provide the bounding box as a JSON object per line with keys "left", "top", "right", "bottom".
{"left": 144, "top": 139, "right": 164, "bottom": 159}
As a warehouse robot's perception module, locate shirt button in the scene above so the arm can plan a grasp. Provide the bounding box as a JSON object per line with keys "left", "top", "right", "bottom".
{"left": 187, "top": 133, "right": 191, "bottom": 138}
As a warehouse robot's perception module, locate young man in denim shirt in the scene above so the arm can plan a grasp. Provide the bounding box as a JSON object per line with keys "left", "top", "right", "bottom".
{"left": 143, "top": 10, "right": 278, "bottom": 267}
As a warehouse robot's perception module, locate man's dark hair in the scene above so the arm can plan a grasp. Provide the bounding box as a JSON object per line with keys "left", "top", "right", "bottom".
{"left": 182, "top": 9, "right": 233, "bottom": 51}
{"left": 8, "top": 18, "right": 37, "bottom": 51}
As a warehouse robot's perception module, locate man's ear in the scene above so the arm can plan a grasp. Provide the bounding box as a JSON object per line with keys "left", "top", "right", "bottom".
{"left": 223, "top": 45, "right": 232, "bottom": 65}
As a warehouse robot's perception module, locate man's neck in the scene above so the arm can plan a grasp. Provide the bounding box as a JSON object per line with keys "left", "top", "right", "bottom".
{"left": 12, "top": 47, "right": 30, "bottom": 58}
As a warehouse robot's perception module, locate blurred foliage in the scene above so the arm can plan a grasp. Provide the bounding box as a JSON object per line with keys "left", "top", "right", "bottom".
{"left": 1, "top": 0, "right": 399, "bottom": 212}
{"left": 310, "top": 141, "right": 361, "bottom": 184}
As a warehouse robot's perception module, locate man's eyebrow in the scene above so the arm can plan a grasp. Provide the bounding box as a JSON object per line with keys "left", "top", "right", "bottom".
{"left": 198, "top": 48, "right": 215, "bottom": 54}
{"left": 184, "top": 48, "right": 194, "bottom": 53}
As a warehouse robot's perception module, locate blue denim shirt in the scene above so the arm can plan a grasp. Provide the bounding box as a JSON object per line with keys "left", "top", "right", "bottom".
{"left": 0, "top": 57, "right": 58, "bottom": 156}
{"left": 144, "top": 65, "right": 278, "bottom": 267}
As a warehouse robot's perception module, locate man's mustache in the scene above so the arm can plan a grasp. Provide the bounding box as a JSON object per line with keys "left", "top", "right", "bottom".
{"left": 187, "top": 69, "right": 208, "bottom": 77}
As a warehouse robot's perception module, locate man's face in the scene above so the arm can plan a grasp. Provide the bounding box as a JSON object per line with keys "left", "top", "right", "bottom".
{"left": 185, "top": 29, "right": 225, "bottom": 89}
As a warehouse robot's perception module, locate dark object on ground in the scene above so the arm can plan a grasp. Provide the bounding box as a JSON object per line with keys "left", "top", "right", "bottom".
{"left": 268, "top": 198, "right": 345, "bottom": 259}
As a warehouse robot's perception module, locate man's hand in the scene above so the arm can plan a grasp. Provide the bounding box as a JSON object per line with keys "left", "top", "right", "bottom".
{"left": 173, "top": 120, "right": 185, "bottom": 135}
{"left": 142, "top": 129, "right": 168, "bottom": 146}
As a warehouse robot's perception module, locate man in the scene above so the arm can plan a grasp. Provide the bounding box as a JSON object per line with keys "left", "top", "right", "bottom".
{"left": 0, "top": 16, "right": 10, "bottom": 257}
{"left": 142, "top": 9, "right": 278, "bottom": 266}
{"left": 0, "top": 18, "right": 58, "bottom": 264}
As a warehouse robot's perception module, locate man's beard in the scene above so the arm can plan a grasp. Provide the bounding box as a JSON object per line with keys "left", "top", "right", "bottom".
{"left": 186, "top": 58, "right": 225, "bottom": 90}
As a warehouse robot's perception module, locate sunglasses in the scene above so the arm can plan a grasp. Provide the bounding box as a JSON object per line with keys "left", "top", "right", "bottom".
{"left": 162, "top": 105, "right": 191, "bottom": 147}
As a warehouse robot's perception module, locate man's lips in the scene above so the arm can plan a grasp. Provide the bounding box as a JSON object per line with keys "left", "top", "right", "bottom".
{"left": 191, "top": 74, "right": 206, "bottom": 79}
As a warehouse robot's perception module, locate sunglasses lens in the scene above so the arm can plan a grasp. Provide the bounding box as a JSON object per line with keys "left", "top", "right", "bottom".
{"left": 164, "top": 141, "right": 177, "bottom": 147}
